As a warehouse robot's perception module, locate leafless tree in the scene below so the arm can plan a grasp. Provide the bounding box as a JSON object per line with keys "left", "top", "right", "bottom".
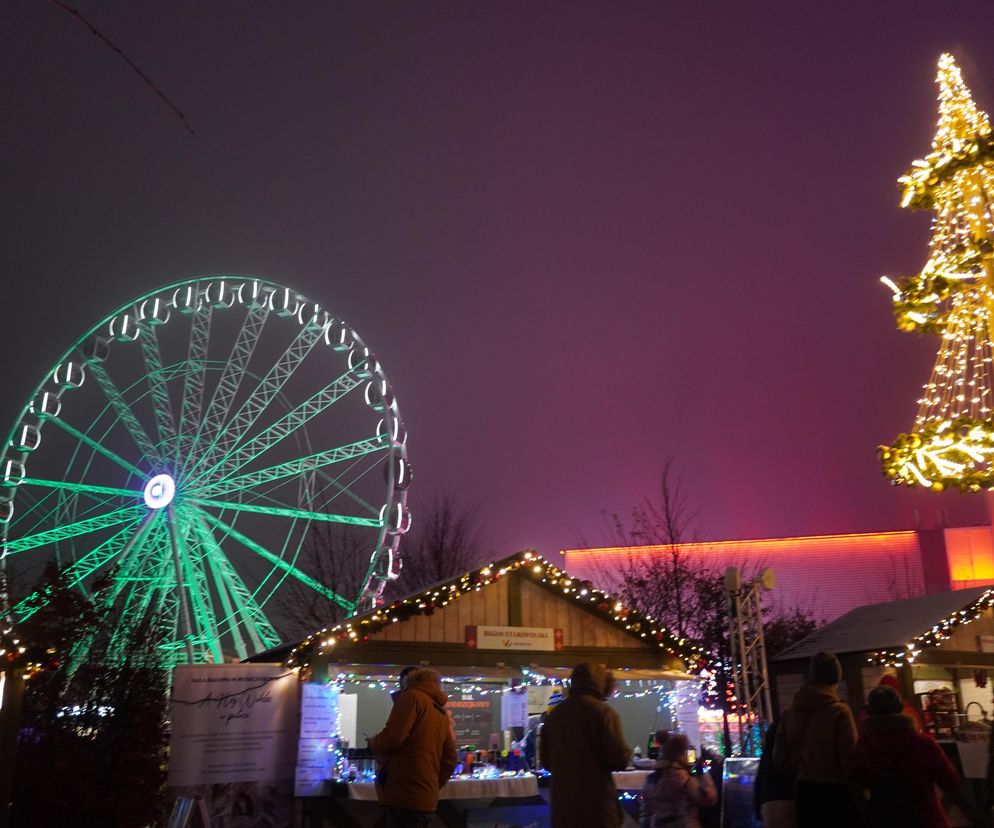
{"left": 387, "top": 492, "right": 487, "bottom": 598}
{"left": 611, "top": 458, "right": 820, "bottom": 747}
{"left": 611, "top": 457, "right": 701, "bottom": 640}
{"left": 274, "top": 522, "right": 372, "bottom": 639}
{"left": 275, "top": 493, "right": 488, "bottom": 638}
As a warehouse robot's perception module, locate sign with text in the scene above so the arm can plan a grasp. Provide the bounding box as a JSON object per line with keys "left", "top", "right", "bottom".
{"left": 466, "top": 625, "right": 562, "bottom": 651}
{"left": 294, "top": 683, "right": 339, "bottom": 797}
{"left": 168, "top": 664, "right": 298, "bottom": 787}
{"left": 448, "top": 694, "right": 493, "bottom": 748}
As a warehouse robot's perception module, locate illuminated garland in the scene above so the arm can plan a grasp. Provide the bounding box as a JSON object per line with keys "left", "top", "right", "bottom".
{"left": 898, "top": 134, "right": 994, "bottom": 211}
{"left": 880, "top": 416, "right": 994, "bottom": 492}
{"left": 287, "top": 549, "right": 706, "bottom": 670}
{"left": 881, "top": 54, "right": 994, "bottom": 491}
{"left": 868, "top": 586, "right": 994, "bottom": 667}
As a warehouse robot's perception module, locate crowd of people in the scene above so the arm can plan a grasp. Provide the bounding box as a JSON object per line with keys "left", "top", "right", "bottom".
{"left": 761, "top": 650, "right": 966, "bottom": 828}
{"left": 363, "top": 654, "right": 974, "bottom": 828}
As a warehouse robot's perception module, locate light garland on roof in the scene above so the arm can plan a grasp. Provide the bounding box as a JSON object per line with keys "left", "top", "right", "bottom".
{"left": 287, "top": 550, "right": 705, "bottom": 671}
{"left": 868, "top": 587, "right": 994, "bottom": 667}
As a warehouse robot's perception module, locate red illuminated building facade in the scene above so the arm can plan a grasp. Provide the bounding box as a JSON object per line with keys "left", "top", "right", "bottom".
{"left": 563, "top": 526, "right": 994, "bottom": 623}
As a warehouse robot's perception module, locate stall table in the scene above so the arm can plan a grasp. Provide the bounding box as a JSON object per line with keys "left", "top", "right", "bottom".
{"left": 347, "top": 774, "right": 539, "bottom": 801}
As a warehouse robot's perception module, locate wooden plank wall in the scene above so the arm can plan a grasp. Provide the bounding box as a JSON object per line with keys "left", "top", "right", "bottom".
{"left": 518, "top": 578, "right": 651, "bottom": 650}
{"left": 363, "top": 573, "right": 654, "bottom": 651}
{"left": 368, "top": 577, "right": 510, "bottom": 643}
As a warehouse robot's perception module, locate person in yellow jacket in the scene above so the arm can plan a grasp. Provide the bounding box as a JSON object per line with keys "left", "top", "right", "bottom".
{"left": 368, "top": 667, "right": 458, "bottom": 828}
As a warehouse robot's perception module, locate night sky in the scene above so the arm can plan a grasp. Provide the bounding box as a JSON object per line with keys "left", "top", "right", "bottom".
{"left": 2, "top": 2, "right": 993, "bottom": 558}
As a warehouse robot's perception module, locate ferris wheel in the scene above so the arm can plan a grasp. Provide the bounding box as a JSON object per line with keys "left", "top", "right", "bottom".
{"left": 0, "top": 276, "right": 411, "bottom": 665}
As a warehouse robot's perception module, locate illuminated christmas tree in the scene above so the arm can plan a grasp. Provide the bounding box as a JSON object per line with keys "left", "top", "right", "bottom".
{"left": 880, "top": 54, "right": 994, "bottom": 492}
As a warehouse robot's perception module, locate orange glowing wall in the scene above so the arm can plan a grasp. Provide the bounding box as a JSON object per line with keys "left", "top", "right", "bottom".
{"left": 944, "top": 526, "right": 994, "bottom": 588}
{"left": 563, "top": 531, "right": 927, "bottom": 623}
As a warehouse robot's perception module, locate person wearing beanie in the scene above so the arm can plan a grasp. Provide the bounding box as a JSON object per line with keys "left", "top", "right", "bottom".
{"left": 773, "top": 651, "right": 859, "bottom": 827}
{"left": 856, "top": 673, "right": 925, "bottom": 733}
{"left": 540, "top": 662, "right": 632, "bottom": 828}
{"left": 852, "top": 684, "right": 959, "bottom": 828}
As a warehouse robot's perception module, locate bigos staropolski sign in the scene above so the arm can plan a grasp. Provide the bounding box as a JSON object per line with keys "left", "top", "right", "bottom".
{"left": 465, "top": 625, "right": 563, "bottom": 651}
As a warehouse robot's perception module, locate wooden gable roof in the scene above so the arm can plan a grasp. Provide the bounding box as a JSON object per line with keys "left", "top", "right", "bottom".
{"left": 286, "top": 550, "right": 702, "bottom": 672}
{"left": 773, "top": 584, "right": 994, "bottom": 667}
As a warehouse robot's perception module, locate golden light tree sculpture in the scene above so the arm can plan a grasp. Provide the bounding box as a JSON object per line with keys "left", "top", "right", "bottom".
{"left": 880, "top": 54, "right": 994, "bottom": 492}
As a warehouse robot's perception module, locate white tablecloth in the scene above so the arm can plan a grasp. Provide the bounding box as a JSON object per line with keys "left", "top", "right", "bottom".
{"left": 612, "top": 771, "right": 651, "bottom": 790}
{"left": 347, "top": 774, "right": 539, "bottom": 801}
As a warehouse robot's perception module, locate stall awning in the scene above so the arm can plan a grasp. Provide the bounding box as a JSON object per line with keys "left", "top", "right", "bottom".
{"left": 526, "top": 666, "right": 700, "bottom": 682}
{"left": 329, "top": 664, "right": 524, "bottom": 683}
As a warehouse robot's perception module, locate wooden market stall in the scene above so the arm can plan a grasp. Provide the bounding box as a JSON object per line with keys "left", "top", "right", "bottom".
{"left": 262, "top": 549, "right": 703, "bottom": 828}
{"left": 770, "top": 585, "right": 994, "bottom": 813}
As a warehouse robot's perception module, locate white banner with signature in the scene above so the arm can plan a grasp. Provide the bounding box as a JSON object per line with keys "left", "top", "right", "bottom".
{"left": 168, "top": 663, "right": 299, "bottom": 786}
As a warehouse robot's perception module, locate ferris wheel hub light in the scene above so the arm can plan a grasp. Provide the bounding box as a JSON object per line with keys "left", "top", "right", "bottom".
{"left": 143, "top": 474, "right": 176, "bottom": 509}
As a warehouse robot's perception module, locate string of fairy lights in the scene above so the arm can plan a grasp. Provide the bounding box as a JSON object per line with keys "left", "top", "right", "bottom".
{"left": 880, "top": 53, "right": 994, "bottom": 492}
{"left": 869, "top": 586, "right": 994, "bottom": 667}
{"left": 286, "top": 549, "right": 705, "bottom": 672}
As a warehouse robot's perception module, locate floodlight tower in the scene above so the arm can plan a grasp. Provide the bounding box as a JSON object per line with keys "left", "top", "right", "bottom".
{"left": 725, "top": 566, "right": 775, "bottom": 757}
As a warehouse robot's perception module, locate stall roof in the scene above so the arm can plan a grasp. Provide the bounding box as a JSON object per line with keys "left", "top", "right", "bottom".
{"left": 254, "top": 550, "right": 704, "bottom": 670}
{"left": 773, "top": 585, "right": 993, "bottom": 661}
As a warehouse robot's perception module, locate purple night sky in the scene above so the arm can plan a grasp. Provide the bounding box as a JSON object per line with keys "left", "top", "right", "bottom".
{"left": 2, "top": 3, "right": 993, "bottom": 558}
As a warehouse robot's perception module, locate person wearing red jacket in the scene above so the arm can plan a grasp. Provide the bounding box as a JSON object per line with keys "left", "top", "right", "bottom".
{"left": 368, "top": 667, "right": 458, "bottom": 828}
{"left": 851, "top": 685, "right": 959, "bottom": 828}
{"left": 856, "top": 673, "right": 925, "bottom": 734}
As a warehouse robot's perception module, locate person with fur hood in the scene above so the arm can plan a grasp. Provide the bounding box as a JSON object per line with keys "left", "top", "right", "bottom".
{"left": 851, "top": 684, "right": 959, "bottom": 828}
{"left": 540, "top": 662, "right": 632, "bottom": 828}
{"left": 773, "top": 651, "right": 860, "bottom": 827}
{"left": 368, "top": 667, "right": 458, "bottom": 828}
{"left": 640, "top": 733, "right": 717, "bottom": 828}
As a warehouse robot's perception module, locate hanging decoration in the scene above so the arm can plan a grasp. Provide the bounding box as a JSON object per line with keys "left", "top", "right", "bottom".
{"left": 879, "top": 54, "right": 994, "bottom": 491}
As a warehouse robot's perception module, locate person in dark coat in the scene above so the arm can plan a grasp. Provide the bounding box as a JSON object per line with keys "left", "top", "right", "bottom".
{"left": 851, "top": 684, "right": 959, "bottom": 828}
{"left": 368, "top": 667, "right": 458, "bottom": 828}
{"left": 773, "top": 651, "right": 860, "bottom": 827}
{"left": 754, "top": 720, "right": 796, "bottom": 828}
{"left": 540, "top": 662, "right": 632, "bottom": 828}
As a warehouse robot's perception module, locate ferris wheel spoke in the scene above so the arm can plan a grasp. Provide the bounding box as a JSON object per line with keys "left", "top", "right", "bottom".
{"left": 187, "top": 436, "right": 389, "bottom": 500}
{"left": 185, "top": 323, "right": 322, "bottom": 481}
{"left": 108, "top": 551, "right": 172, "bottom": 661}
{"left": 180, "top": 304, "right": 269, "bottom": 479}
{"left": 19, "top": 477, "right": 141, "bottom": 501}
{"left": 171, "top": 512, "right": 224, "bottom": 663}
{"left": 197, "top": 509, "right": 355, "bottom": 612}
{"left": 138, "top": 322, "right": 177, "bottom": 448}
{"left": 313, "top": 458, "right": 382, "bottom": 517}
{"left": 11, "top": 515, "right": 151, "bottom": 622}
{"left": 45, "top": 417, "right": 145, "bottom": 478}
{"left": 86, "top": 359, "right": 161, "bottom": 465}
{"left": 186, "top": 497, "right": 382, "bottom": 528}
{"left": 187, "top": 511, "right": 280, "bottom": 656}
{"left": 187, "top": 367, "right": 366, "bottom": 489}
{"left": 173, "top": 299, "right": 212, "bottom": 465}
{"left": 3, "top": 504, "right": 148, "bottom": 556}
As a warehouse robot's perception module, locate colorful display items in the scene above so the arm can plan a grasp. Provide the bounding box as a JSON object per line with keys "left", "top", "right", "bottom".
{"left": 0, "top": 276, "right": 410, "bottom": 666}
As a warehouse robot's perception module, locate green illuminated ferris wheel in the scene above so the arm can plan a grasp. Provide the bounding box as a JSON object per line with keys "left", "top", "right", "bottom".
{"left": 0, "top": 276, "right": 411, "bottom": 665}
